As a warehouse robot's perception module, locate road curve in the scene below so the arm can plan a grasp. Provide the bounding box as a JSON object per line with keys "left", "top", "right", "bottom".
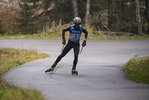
{"left": 1, "top": 39, "right": 149, "bottom": 100}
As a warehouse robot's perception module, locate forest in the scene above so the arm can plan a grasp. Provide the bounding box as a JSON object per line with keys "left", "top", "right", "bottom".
{"left": 0, "top": 0, "right": 149, "bottom": 35}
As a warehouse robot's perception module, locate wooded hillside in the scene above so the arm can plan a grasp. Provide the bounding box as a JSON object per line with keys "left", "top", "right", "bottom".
{"left": 0, "top": 0, "right": 149, "bottom": 35}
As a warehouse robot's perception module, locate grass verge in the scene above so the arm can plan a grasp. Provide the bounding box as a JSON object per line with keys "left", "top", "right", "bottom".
{"left": 0, "top": 32, "right": 149, "bottom": 40}
{"left": 0, "top": 48, "right": 49, "bottom": 100}
{"left": 124, "top": 56, "right": 149, "bottom": 84}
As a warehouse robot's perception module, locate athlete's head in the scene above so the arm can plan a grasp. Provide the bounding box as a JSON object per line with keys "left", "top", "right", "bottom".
{"left": 73, "top": 17, "right": 81, "bottom": 25}
{"left": 73, "top": 17, "right": 81, "bottom": 28}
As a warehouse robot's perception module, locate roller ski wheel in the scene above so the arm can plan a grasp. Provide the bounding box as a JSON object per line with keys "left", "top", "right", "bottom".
{"left": 72, "top": 70, "right": 78, "bottom": 75}
{"left": 45, "top": 67, "right": 54, "bottom": 73}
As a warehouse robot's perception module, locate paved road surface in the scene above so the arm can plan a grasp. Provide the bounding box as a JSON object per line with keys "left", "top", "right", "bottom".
{"left": 1, "top": 39, "right": 149, "bottom": 100}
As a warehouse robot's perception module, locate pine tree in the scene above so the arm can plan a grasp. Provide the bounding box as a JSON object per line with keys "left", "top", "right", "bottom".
{"left": 0, "top": 17, "right": 6, "bottom": 34}
{"left": 16, "top": 0, "right": 37, "bottom": 34}
{"left": 41, "top": 0, "right": 73, "bottom": 26}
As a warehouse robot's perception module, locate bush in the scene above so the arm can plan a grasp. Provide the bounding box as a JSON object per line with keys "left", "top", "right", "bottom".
{"left": 0, "top": 18, "right": 6, "bottom": 34}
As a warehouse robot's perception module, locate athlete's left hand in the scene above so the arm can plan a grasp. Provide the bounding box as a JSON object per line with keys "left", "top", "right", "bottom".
{"left": 82, "top": 40, "right": 86, "bottom": 47}
{"left": 62, "top": 39, "right": 66, "bottom": 45}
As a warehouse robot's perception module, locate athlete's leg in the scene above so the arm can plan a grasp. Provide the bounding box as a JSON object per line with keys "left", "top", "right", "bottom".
{"left": 52, "top": 41, "right": 73, "bottom": 68}
{"left": 72, "top": 43, "right": 80, "bottom": 70}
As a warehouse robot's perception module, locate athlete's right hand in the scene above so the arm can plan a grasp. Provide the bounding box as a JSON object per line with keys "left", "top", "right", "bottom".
{"left": 82, "top": 40, "right": 86, "bottom": 47}
{"left": 62, "top": 39, "right": 66, "bottom": 45}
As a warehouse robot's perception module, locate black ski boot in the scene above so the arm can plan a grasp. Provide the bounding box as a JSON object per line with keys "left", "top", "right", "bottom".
{"left": 45, "top": 67, "right": 54, "bottom": 73}
{"left": 72, "top": 70, "right": 78, "bottom": 75}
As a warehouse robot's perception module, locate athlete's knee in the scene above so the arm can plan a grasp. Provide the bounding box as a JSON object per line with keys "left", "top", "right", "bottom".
{"left": 74, "top": 55, "right": 78, "bottom": 60}
{"left": 58, "top": 54, "right": 64, "bottom": 59}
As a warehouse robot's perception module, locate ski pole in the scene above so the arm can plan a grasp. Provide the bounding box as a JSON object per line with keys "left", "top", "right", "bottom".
{"left": 80, "top": 46, "right": 83, "bottom": 54}
{"left": 61, "top": 44, "right": 64, "bottom": 54}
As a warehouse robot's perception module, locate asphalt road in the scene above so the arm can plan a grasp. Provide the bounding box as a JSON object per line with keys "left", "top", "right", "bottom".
{"left": 1, "top": 39, "right": 149, "bottom": 100}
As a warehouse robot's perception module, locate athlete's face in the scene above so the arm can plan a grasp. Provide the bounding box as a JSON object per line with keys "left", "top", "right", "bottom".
{"left": 75, "top": 23, "right": 80, "bottom": 29}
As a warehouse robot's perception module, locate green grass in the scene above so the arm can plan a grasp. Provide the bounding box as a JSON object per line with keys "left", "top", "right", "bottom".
{"left": 0, "top": 48, "right": 49, "bottom": 100}
{"left": 1, "top": 23, "right": 149, "bottom": 40}
{"left": 1, "top": 26, "right": 149, "bottom": 40}
{"left": 124, "top": 56, "right": 149, "bottom": 84}
{"left": 1, "top": 32, "right": 149, "bottom": 40}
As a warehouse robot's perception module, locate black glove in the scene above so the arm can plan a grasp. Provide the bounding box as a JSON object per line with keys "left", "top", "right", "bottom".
{"left": 82, "top": 40, "right": 86, "bottom": 47}
{"left": 62, "top": 39, "right": 66, "bottom": 45}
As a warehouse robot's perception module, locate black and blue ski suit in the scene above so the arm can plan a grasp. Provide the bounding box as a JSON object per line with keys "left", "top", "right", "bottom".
{"left": 52, "top": 24, "right": 88, "bottom": 70}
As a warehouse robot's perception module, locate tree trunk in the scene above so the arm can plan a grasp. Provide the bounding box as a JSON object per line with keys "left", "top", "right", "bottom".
{"left": 147, "top": 0, "right": 149, "bottom": 34}
{"left": 72, "top": 0, "right": 79, "bottom": 17}
{"left": 147, "top": 0, "right": 149, "bottom": 19}
{"left": 86, "top": 0, "right": 90, "bottom": 23}
{"left": 108, "top": 0, "right": 112, "bottom": 29}
{"left": 135, "top": 0, "right": 142, "bottom": 34}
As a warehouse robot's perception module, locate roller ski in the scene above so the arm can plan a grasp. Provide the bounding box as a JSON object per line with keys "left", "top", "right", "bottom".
{"left": 72, "top": 70, "right": 78, "bottom": 75}
{"left": 45, "top": 67, "right": 54, "bottom": 73}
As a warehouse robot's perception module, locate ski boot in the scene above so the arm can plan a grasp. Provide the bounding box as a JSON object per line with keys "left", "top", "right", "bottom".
{"left": 45, "top": 67, "right": 54, "bottom": 73}
{"left": 72, "top": 70, "right": 78, "bottom": 75}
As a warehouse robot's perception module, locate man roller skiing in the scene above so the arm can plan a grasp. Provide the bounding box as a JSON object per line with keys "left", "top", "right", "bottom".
{"left": 45, "top": 17, "right": 88, "bottom": 75}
